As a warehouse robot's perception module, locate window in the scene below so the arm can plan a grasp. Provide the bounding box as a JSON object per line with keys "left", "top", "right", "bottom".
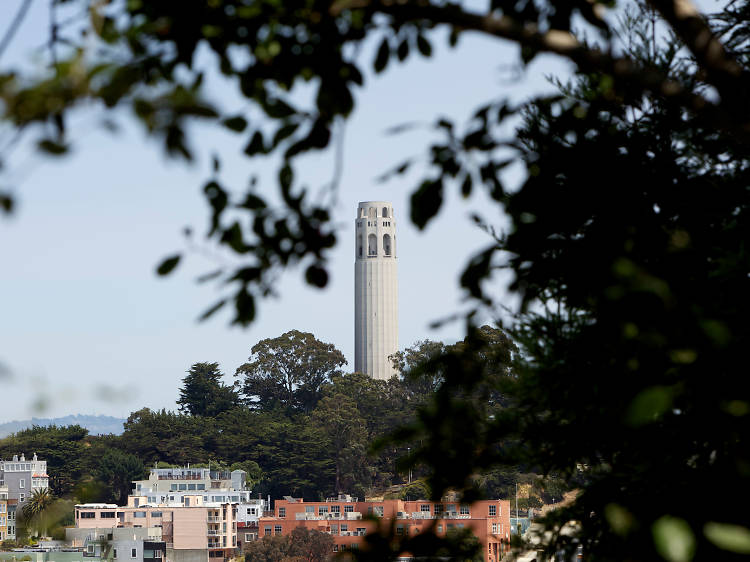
{"left": 368, "top": 207, "right": 376, "bottom": 218}
{"left": 351, "top": 544, "right": 359, "bottom": 550}
{"left": 170, "top": 484, "right": 177, "bottom": 491}
{"left": 460, "top": 505, "right": 470, "bottom": 515}
{"left": 373, "top": 506, "right": 383, "bottom": 517}
{"left": 447, "top": 504, "right": 456, "bottom": 513}
{"left": 341, "top": 525, "right": 348, "bottom": 532}
{"left": 87, "top": 546, "right": 95, "bottom": 554}
{"left": 333, "top": 545, "right": 338, "bottom": 552}
{"left": 492, "top": 523, "right": 498, "bottom": 534}
{"left": 133, "top": 511, "right": 146, "bottom": 518}
{"left": 188, "top": 484, "right": 196, "bottom": 490}
{"left": 396, "top": 526, "right": 404, "bottom": 536}
{"left": 278, "top": 507, "right": 286, "bottom": 518}
{"left": 178, "top": 484, "right": 187, "bottom": 491}
{"left": 131, "top": 549, "right": 137, "bottom": 558}
{"left": 331, "top": 505, "right": 340, "bottom": 513}
{"left": 19, "top": 479, "right": 24, "bottom": 489}
{"left": 80, "top": 512, "right": 96, "bottom": 519}
{"left": 368, "top": 233, "right": 377, "bottom": 255}
{"left": 274, "top": 525, "right": 282, "bottom": 536}
{"left": 383, "top": 233, "right": 392, "bottom": 256}
{"left": 152, "top": 512, "right": 162, "bottom": 518}
{"left": 197, "top": 484, "right": 205, "bottom": 490}
{"left": 356, "top": 528, "right": 366, "bottom": 536}
{"left": 489, "top": 505, "right": 496, "bottom": 516}
{"left": 114, "top": 549, "right": 118, "bottom": 558}
{"left": 437, "top": 525, "right": 443, "bottom": 533}
{"left": 101, "top": 512, "right": 115, "bottom": 519}
{"left": 382, "top": 207, "right": 389, "bottom": 218}
{"left": 305, "top": 506, "right": 315, "bottom": 513}
{"left": 245, "top": 534, "right": 252, "bottom": 542}
{"left": 420, "top": 504, "right": 430, "bottom": 512}
{"left": 264, "top": 526, "right": 271, "bottom": 537}
{"left": 344, "top": 506, "right": 354, "bottom": 513}
{"left": 318, "top": 506, "right": 328, "bottom": 515}
{"left": 434, "top": 504, "right": 443, "bottom": 515}
{"left": 330, "top": 525, "right": 338, "bottom": 535}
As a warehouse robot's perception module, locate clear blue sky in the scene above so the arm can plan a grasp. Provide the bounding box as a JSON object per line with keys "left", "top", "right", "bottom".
{"left": 0, "top": 1, "right": 571, "bottom": 421}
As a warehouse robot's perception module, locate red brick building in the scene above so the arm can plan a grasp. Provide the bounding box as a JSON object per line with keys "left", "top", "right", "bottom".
{"left": 259, "top": 495, "right": 511, "bottom": 561}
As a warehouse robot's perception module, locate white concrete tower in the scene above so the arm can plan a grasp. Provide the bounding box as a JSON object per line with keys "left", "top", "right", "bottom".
{"left": 354, "top": 201, "right": 398, "bottom": 380}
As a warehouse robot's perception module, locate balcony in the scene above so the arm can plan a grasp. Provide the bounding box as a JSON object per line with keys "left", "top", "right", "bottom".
{"left": 207, "top": 516, "right": 222, "bottom": 522}
{"left": 207, "top": 531, "right": 221, "bottom": 536}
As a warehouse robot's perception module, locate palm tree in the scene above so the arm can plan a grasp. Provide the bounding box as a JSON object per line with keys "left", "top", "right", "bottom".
{"left": 22, "top": 488, "right": 54, "bottom": 538}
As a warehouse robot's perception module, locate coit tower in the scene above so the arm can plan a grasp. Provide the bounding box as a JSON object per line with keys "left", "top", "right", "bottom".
{"left": 354, "top": 201, "right": 398, "bottom": 380}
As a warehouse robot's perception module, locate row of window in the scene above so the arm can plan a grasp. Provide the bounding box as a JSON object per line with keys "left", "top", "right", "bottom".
{"left": 357, "top": 233, "right": 394, "bottom": 257}
{"left": 79, "top": 511, "right": 162, "bottom": 519}
{"left": 358, "top": 207, "right": 391, "bottom": 219}
{"left": 169, "top": 483, "right": 206, "bottom": 491}
{"left": 357, "top": 220, "right": 393, "bottom": 228}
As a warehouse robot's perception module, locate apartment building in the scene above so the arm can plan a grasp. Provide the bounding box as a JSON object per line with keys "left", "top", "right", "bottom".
{"left": 66, "top": 526, "right": 166, "bottom": 562}
{"left": 74, "top": 501, "right": 238, "bottom": 562}
{"left": 132, "top": 468, "right": 246, "bottom": 496}
{"left": 0, "top": 453, "right": 49, "bottom": 539}
{"left": 0, "top": 485, "right": 7, "bottom": 541}
{"left": 259, "top": 495, "right": 511, "bottom": 562}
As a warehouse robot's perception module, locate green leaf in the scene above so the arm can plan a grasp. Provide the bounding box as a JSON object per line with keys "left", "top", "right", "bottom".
{"left": 222, "top": 116, "right": 248, "bottom": 132}
{"left": 156, "top": 255, "right": 181, "bottom": 276}
{"left": 305, "top": 264, "right": 328, "bottom": 288}
{"left": 244, "top": 131, "right": 266, "bottom": 156}
{"left": 374, "top": 38, "right": 390, "bottom": 73}
{"left": 397, "top": 38, "right": 409, "bottom": 61}
{"left": 0, "top": 191, "right": 13, "bottom": 214}
{"left": 37, "top": 139, "right": 68, "bottom": 156}
{"left": 416, "top": 35, "right": 432, "bottom": 57}
{"left": 652, "top": 516, "right": 695, "bottom": 562}
{"left": 704, "top": 523, "right": 750, "bottom": 554}
{"left": 410, "top": 178, "right": 443, "bottom": 230}
{"left": 625, "top": 386, "right": 673, "bottom": 427}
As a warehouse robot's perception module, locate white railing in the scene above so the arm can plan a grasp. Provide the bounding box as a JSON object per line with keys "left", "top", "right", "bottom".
{"left": 207, "top": 516, "right": 221, "bottom": 522}
{"left": 207, "top": 531, "right": 220, "bottom": 536}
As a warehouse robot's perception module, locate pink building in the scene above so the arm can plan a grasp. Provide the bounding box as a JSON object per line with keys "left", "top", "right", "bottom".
{"left": 259, "top": 496, "right": 511, "bottom": 561}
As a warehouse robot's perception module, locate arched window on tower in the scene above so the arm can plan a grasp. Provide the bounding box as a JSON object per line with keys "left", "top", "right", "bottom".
{"left": 368, "top": 207, "right": 376, "bottom": 218}
{"left": 383, "top": 234, "right": 392, "bottom": 256}
{"left": 382, "top": 207, "right": 389, "bottom": 218}
{"left": 358, "top": 235, "right": 363, "bottom": 257}
{"left": 368, "top": 233, "right": 377, "bottom": 256}
{"left": 359, "top": 208, "right": 365, "bottom": 218}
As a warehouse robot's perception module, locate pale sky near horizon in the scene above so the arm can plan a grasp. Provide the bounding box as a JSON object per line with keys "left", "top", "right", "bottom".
{"left": 0, "top": 1, "right": 573, "bottom": 422}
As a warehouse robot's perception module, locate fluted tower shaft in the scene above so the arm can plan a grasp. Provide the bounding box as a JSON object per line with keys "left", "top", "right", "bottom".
{"left": 354, "top": 201, "right": 398, "bottom": 380}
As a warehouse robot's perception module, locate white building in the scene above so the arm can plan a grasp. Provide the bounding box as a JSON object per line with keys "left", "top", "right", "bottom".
{"left": 354, "top": 201, "right": 399, "bottom": 380}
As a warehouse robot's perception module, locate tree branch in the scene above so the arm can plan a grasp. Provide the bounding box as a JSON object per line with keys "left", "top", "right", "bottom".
{"left": 0, "top": 0, "right": 33, "bottom": 63}
{"left": 338, "top": 0, "right": 750, "bottom": 139}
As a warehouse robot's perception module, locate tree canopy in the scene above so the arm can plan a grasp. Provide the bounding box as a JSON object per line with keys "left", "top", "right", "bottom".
{"left": 236, "top": 330, "right": 346, "bottom": 412}
{"left": 177, "top": 362, "right": 239, "bottom": 417}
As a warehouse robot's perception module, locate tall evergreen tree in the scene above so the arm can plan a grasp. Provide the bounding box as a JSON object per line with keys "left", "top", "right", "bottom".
{"left": 177, "top": 362, "right": 238, "bottom": 417}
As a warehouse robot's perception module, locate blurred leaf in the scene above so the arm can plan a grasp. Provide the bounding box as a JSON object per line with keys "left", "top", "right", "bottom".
{"left": 625, "top": 386, "right": 674, "bottom": 427}
{"left": 156, "top": 255, "right": 181, "bottom": 276}
{"left": 37, "top": 139, "right": 68, "bottom": 155}
{"left": 222, "top": 115, "right": 248, "bottom": 132}
{"left": 410, "top": 178, "right": 443, "bottom": 230}
{"left": 653, "top": 516, "right": 695, "bottom": 562}
{"left": 704, "top": 523, "right": 750, "bottom": 554}
{"left": 374, "top": 38, "right": 390, "bottom": 73}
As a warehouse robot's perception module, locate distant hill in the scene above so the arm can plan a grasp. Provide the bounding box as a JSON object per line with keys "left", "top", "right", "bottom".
{"left": 0, "top": 414, "right": 125, "bottom": 438}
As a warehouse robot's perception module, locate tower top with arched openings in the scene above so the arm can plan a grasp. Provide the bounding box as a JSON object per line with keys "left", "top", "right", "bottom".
{"left": 354, "top": 201, "right": 398, "bottom": 380}
{"left": 355, "top": 201, "right": 396, "bottom": 260}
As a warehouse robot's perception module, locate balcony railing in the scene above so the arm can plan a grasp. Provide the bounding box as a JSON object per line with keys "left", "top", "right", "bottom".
{"left": 207, "top": 516, "right": 222, "bottom": 522}
{"left": 207, "top": 530, "right": 220, "bottom": 536}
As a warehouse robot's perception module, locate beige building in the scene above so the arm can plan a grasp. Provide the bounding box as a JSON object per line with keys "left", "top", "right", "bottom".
{"left": 74, "top": 502, "right": 238, "bottom": 562}
{"left": 0, "top": 485, "right": 7, "bottom": 541}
